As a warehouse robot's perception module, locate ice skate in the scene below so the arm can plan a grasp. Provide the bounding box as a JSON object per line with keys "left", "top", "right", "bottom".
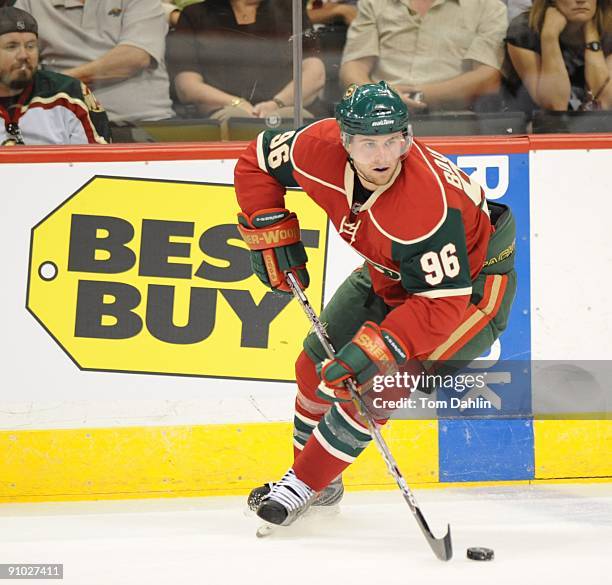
{"left": 247, "top": 481, "right": 274, "bottom": 512}
{"left": 255, "top": 469, "right": 316, "bottom": 534}
{"left": 313, "top": 476, "right": 344, "bottom": 507}
{"left": 248, "top": 475, "right": 344, "bottom": 513}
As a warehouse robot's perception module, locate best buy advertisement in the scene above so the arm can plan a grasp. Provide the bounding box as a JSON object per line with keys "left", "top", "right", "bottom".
{"left": 27, "top": 176, "right": 329, "bottom": 381}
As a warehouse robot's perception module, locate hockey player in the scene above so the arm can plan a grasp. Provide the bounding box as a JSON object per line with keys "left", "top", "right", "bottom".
{"left": 234, "top": 82, "right": 516, "bottom": 527}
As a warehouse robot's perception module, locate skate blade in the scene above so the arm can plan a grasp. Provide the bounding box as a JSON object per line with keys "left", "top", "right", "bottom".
{"left": 248, "top": 501, "right": 339, "bottom": 518}
{"left": 256, "top": 522, "right": 276, "bottom": 538}
{"left": 254, "top": 504, "right": 339, "bottom": 538}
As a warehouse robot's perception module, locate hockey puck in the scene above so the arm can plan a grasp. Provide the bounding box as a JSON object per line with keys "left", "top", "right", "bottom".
{"left": 467, "top": 547, "right": 494, "bottom": 561}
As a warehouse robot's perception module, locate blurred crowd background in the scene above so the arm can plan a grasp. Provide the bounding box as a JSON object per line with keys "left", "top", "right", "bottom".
{"left": 1, "top": 0, "right": 611, "bottom": 144}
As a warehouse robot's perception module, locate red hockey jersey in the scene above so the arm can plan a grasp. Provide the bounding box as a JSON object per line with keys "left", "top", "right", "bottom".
{"left": 234, "top": 119, "right": 492, "bottom": 359}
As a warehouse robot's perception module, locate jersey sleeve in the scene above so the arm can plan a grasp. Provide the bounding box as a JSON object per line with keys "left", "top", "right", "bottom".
{"left": 234, "top": 128, "right": 300, "bottom": 215}
{"left": 380, "top": 208, "right": 473, "bottom": 358}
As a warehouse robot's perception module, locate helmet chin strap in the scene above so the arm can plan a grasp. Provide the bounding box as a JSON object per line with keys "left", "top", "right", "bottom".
{"left": 347, "top": 156, "right": 376, "bottom": 188}
{"left": 348, "top": 156, "right": 366, "bottom": 180}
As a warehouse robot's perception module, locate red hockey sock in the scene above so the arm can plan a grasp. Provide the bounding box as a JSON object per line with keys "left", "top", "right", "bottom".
{"left": 293, "top": 433, "right": 353, "bottom": 492}
{"left": 293, "top": 350, "right": 332, "bottom": 459}
{"left": 293, "top": 401, "right": 373, "bottom": 491}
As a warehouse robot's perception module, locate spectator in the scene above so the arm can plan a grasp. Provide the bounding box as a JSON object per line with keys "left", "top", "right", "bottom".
{"left": 0, "top": 7, "right": 109, "bottom": 145}
{"left": 307, "top": 0, "right": 357, "bottom": 110}
{"left": 166, "top": 0, "right": 325, "bottom": 122}
{"left": 504, "top": 0, "right": 612, "bottom": 112}
{"left": 339, "top": 0, "right": 508, "bottom": 112}
{"left": 14, "top": 0, "right": 174, "bottom": 123}
{"left": 307, "top": 0, "right": 357, "bottom": 27}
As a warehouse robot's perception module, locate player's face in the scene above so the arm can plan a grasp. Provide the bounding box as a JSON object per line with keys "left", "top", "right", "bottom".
{"left": 0, "top": 32, "right": 38, "bottom": 94}
{"left": 348, "top": 132, "right": 408, "bottom": 186}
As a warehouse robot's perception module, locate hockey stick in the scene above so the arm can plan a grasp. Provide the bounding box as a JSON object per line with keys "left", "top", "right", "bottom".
{"left": 285, "top": 271, "right": 453, "bottom": 561}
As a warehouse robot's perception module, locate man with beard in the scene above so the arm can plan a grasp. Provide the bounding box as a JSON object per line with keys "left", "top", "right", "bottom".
{"left": 0, "top": 7, "right": 110, "bottom": 145}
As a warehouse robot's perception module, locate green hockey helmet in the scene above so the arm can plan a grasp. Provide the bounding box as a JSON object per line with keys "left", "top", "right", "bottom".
{"left": 335, "top": 81, "right": 410, "bottom": 136}
{"left": 335, "top": 82, "right": 413, "bottom": 163}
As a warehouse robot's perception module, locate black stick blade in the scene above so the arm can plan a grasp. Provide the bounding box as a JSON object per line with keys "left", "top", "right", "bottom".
{"left": 428, "top": 524, "right": 452, "bottom": 561}
{"left": 414, "top": 506, "right": 453, "bottom": 561}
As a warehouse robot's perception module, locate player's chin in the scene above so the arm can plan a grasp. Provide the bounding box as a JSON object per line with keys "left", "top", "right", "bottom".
{"left": 368, "top": 166, "right": 393, "bottom": 183}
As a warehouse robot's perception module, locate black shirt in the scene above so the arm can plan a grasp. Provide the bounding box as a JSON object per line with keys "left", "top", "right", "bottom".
{"left": 166, "top": 0, "right": 319, "bottom": 105}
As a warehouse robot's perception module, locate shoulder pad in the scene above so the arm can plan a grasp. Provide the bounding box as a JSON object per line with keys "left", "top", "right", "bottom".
{"left": 290, "top": 119, "right": 348, "bottom": 188}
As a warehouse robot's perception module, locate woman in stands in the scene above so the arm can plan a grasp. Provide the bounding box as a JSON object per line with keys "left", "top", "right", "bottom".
{"left": 503, "top": 0, "right": 612, "bottom": 112}
{"left": 166, "top": 0, "right": 325, "bottom": 122}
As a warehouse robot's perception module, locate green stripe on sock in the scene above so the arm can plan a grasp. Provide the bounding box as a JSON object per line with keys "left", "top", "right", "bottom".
{"left": 294, "top": 415, "right": 317, "bottom": 446}
{"left": 293, "top": 432, "right": 308, "bottom": 447}
{"left": 317, "top": 410, "right": 370, "bottom": 459}
{"left": 294, "top": 416, "right": 316, "bottom": 435}
{"left": 327, "top": 404, "right": 371, "bottom": 443}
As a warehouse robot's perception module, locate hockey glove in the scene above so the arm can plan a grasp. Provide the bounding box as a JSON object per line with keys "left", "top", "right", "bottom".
{"left": 237, "top": 207, "right": 309, "bottom": 293}
{"left": 316, "top": 321, "right": 408, "bottom": 402}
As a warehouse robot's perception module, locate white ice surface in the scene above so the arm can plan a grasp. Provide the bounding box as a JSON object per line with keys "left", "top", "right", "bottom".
{"left": 1, "top": 483, "right": 611, "bottom": 585}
